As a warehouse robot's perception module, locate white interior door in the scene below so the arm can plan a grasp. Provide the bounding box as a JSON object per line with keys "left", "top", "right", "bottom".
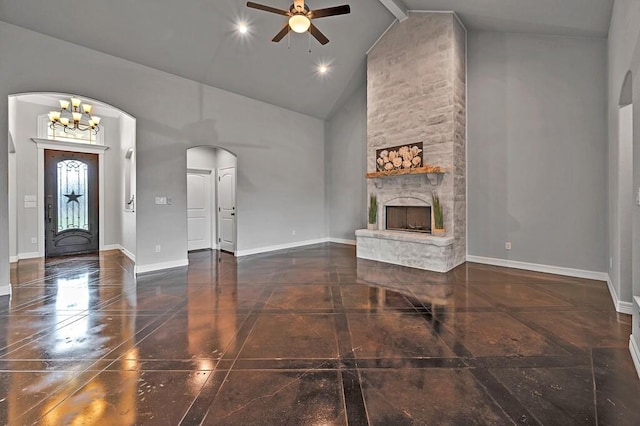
{"left": 217, "top": 167, "right": 236, "bottom": 253}
{"left": 187, "top": 171, "right": 212, "bottom": 251}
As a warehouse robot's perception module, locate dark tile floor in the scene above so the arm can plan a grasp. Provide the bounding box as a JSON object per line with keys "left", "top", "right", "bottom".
{"left": 1, "top": 243, "right": 639, "bottom": 425}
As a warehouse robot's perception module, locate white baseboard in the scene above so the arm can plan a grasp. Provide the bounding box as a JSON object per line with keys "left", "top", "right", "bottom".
{"left": 607, "top": 277, "right": 634, "bottom": 315}
{"left": 328, "top": 238, "right": 356, "bottom": 246}
{"left": 236, "top": 237, "right": 357, "bottom": 257}
{"left": 135, "top": 258, "right": 189, "bottom": 275}
{"left": 630, "top": 336, "right": 640, "bottom": 380}
{"left": 119, "top": 246, "right": 136, "bottom": 262}
{"left": 12, "top": 247, "right": 136, "bottom": 264}
{"left": 12, "top": 252, "right": 41, "bottom": 262}
{"left": 236, "top": 238, "right": 328, "bottom": 257}
{"left": 465, "top": 255, "right": 637, "bottom": 314}
{"left": 466, "top": 255, "right": 608, "bottom": 281}
{"left": 0, "top": 283, "right": 10, "bottom": 297}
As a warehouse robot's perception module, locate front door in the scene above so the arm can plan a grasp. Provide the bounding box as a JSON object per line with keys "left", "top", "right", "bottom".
{"left": 217, "top": 167, "right": 236, "bottom": 253}
{"left": 44, "top": 150, "right": 99, "bottom": 257}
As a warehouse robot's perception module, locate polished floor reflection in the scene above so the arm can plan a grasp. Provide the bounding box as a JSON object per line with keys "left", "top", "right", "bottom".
{"left": 1, "top": 244, "right": 639, "bottom": 425}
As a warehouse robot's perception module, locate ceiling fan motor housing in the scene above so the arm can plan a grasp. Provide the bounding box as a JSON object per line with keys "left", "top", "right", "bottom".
{"left": 292, "top": 0, "right": 309, "bottom": 15}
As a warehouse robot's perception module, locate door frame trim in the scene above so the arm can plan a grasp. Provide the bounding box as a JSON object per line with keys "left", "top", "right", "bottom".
{"left": 32, "top": 138, "right": 108, "bottom": 257}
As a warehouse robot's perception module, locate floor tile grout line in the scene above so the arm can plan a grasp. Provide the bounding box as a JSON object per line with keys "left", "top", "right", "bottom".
{"left": 332, "top": 284, "right": 371, "bottom": 425}
{"left": 178, "top": 285, "right": 272, "bottom": 425}
{"left": 28, "top": 303, "right": 191, "bottom": 424}
{"left": 505, "top": 311, "right": 587, "bottom": 357}
{"left": 469, "top": 367, "right": 542, "bottom": 425}
{"left": 0, "top": 311, "right": 105, "bottom": 358}
{"left": 590, "top": 348, "right": 599, "bottom": 426}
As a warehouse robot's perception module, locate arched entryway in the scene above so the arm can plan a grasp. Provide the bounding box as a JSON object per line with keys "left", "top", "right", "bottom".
{"left": 186, "top": 146, "right": 237, "bottom": 254}
{"left": 615, "top": 71, "right": 633, "bottom": 309}
{"left": 8, "top": 92, "right": 137, "bottom": 262}
{"left": 619, "top": 71, "right": 640, "bottom": 378}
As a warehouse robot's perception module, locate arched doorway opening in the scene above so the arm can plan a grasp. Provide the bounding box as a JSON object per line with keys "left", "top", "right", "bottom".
{"left": 616, "top": 71, "right": 633, "bottom": 310}
{"left": 8, "top": 92, "right": 137, "bottom": 263}
{"left": 620, "top": 71, "right": 640, "bottom": 378}
{"left": 186, "top": 146, "right": 237, "bottom": 254}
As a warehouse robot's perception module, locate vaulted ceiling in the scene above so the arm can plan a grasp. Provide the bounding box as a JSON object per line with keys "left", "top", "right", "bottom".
{"left": 0, "top": 0, "right": 613, "bottom": 119}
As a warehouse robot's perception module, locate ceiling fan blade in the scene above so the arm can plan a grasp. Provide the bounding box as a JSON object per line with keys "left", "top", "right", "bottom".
{"left": 272, "top": 23, "right": 291, "bottom": 42}
{"left": 309, "top": 23, "right": 329, "bottom": 45}
{"left": 246, "top": 2, "right": 289, "bottom": 16}
{"left": 310, "top": 5, "right": 351, "bottom": 19}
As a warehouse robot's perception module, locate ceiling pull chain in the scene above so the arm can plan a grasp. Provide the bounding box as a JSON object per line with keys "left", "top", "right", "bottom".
{"left": 308, "top": 31, "right": 311, "bottom": 53}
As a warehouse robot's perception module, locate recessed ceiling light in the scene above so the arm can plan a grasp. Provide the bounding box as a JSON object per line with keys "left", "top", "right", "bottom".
{"left": 318, "top": 65, "right": 328, "bottom": 74}
{"left": 238, "top": 23, "right": 249, "bottom": 34}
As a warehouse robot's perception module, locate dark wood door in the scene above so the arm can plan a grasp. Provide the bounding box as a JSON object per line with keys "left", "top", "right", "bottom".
{"left": 44, "top": 150, "right": 99, "bottom": 257}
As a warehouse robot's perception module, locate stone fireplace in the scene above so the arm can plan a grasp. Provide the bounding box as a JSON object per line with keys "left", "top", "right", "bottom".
{"left": 355, "top": 12, "right": 466, "bottom": 273}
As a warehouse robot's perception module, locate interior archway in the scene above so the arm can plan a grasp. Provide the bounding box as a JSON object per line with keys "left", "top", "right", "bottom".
{"left": 8, "top": 92, "right": 137, "bottom": 263}
{"left": 616, "top": 71, "right": 633, "bottom": 310}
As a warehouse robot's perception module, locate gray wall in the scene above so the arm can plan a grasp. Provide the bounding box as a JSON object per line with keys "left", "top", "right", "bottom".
{"left": 325, "top": 84, "right": 367, "bottom": 241}
{"left": 467, "top": 31, "right": 607, "bottom": 272}
{"left": 217, "top": 149, "right": 236, "bottom": 170}
{"left": 607, "top": 0, "right": 640, "bottom": 354}
{"left": 0, "top": 20, "right": 325, "bottom": 283}
{"left": 187, "top": 146, "right": 217, "bottom": 171}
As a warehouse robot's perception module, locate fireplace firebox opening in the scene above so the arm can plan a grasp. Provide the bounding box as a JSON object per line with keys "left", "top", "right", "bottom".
{"left": 386, "top": 206, "right": 431, "bottom": 233}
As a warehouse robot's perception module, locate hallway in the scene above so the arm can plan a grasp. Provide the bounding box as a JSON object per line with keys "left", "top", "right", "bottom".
{"left": 1, "top": 244, "right": 639, "bottom": 424}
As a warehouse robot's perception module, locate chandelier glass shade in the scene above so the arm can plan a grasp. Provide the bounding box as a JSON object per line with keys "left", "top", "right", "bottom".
{"left": 48, "top": 97, "right": 101, "bottom": 135}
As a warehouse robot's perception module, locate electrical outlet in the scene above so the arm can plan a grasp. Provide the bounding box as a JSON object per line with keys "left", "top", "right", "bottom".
{"left": 610, "top": 257, "right": 613, "bottom": 270}
{"left": 292, "top": 229, "right": 296, "bottom": 236}
{"left": 31, "top": 237, "right": 37, "bottom": 244}
{"left": 155, "top": 245, "right": 161, "bottom": 253}
{"left": 505, "top": 242, "right": 512, "bottom": 250}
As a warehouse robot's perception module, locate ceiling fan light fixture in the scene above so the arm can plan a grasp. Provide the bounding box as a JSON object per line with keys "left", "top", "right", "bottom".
{"left": 289, "top": 14, "right": 310, "bottom": 33}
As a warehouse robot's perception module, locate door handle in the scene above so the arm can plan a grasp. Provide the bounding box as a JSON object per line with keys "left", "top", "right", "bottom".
{"left": 47, "top": 204, "right": 53, "bottom": 223}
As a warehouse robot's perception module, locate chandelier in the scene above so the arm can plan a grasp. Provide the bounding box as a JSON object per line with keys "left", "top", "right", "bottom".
{"left": 48, "top": 96, "right": 102, "bottom": 135}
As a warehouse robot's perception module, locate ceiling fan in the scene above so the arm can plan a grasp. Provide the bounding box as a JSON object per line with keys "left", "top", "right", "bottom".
{"left": 246, "top": 0, "right": 351, "bottom": 45}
